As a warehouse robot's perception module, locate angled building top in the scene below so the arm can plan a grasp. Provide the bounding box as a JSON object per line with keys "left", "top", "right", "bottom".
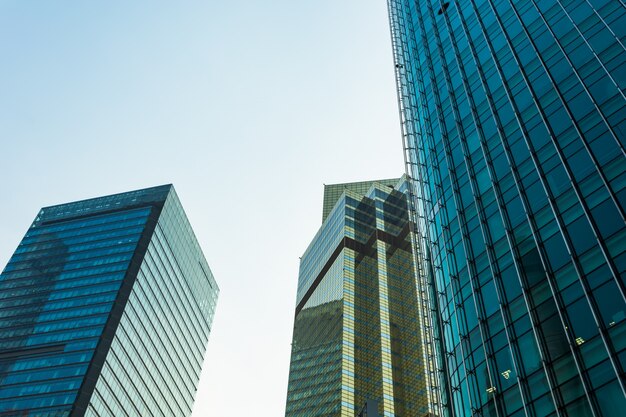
{"left": 35, "top": 184, "right": 173, "bottom": 225}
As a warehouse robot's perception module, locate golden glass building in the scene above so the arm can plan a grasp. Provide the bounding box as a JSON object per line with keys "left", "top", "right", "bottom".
{"left": 285, "top": 177, "right": 430, "bottom": 417}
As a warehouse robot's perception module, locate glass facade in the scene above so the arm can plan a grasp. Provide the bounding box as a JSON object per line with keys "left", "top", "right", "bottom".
{"left": 387, "top": 1, "right": 625, "bottom": 416}
{"left": 286, "top": 178, "right": 430, "bottom": 417}
{"left": 322, "top": 179, "right": 401, "bottom": 222}
{"left": 0, "top": 185, "right": 218, "bottom": 417}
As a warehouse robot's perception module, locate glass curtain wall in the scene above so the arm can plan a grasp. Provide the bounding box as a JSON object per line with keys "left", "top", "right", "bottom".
{"left": 387, "top": 0, "right": 626, "bottom": 416}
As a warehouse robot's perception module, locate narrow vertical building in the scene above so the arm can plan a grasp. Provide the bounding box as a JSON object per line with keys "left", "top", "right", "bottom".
{"left": 0, "top": 185, "right": 219, "bottom": 417}
{"left": 387, "top": 1, "right": 626, "bottom": 416}
{"left": 286, "top": 177, "right": 430, "bottom": 417}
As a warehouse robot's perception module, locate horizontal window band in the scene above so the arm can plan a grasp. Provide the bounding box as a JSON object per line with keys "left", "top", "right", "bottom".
{"left": 0, "top": 343, "right": 67, "bottom": 360}
{"left": 37, "top": 204, "right": 156, "bottom": 227}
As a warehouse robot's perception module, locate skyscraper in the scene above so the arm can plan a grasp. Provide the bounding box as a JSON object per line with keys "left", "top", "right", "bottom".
{"left": 0, "top": 185, "right": 219, "bottom": 417}
{"left": 387, "top": 1, "right": 625, "bottom": 416}
{"left": 285, "top": 177, "right": 430, "bottom": 417}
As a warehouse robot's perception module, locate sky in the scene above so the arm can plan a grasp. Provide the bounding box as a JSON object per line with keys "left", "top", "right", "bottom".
{"left": 0, "top": 1, "right": 403, "bottom": 415}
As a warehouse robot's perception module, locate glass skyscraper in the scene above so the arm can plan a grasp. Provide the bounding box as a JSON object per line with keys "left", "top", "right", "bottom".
{"left": 0, "top": 185, "right": 219, "bottom": 417}
{"left": 387, "top": 0, "right": 625, "bottom": 416}
{"left": 286, "top": 177, "right": 430, "bottom": 417}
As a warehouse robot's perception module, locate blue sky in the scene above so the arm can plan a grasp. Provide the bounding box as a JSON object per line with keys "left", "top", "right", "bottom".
{"left": 0, "top": 1, "right": 402, "bottom": 415}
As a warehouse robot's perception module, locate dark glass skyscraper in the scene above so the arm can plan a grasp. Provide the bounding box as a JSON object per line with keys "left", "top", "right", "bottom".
{"left": 286, "top": 177, "right": 430, "bottom": 417}
{"left": 387, "top": 1, "right": 625, "bottom": 416}
{"left": 0, "top": 185, "right": 218, "bottom": 417}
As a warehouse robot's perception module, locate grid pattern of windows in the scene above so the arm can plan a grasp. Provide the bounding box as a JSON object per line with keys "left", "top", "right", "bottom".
{"left": 388, "top": 1, "right": 626, "bottom": 416}
{"left": 0, "top": 202, "right": 152, "bottom": 416}
{"left": 322, "top": 179, "right": 400, "bottom": 222}
{"left": 0, "top": 185, "right": 218, "bottom": 417}
{"left": 85, "top": 189, "right": 218, "bottom": 417}
{"left": 286, "top": 178, "right": 429, "bottom": 417}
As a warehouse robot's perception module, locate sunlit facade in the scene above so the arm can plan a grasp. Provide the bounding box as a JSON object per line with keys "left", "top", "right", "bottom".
{"left": 0, "top": 185, "right": 218, "bottom": 416}
{"left": 286, "top": 177, "right": 430, "bottom": 417}
{"left": 388, "top": 1, "right": 626, "bottom": 416}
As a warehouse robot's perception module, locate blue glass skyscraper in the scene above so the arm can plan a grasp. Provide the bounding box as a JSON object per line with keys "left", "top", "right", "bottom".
{"left": 0, "top": 185, "right": 218, "bottom": 417}
{"left": 387, "top": 1, "right": 625, "bottom": 416}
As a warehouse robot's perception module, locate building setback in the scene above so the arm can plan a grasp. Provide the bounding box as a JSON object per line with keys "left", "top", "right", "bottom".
{"left": 0, "top": 185, "right": 219, "bottom": 417}
{"left": 286, "top": 177, "right": 430, "bottom": 417}
{"left": 388, "top": 0, "right": 626, "bottom": 416}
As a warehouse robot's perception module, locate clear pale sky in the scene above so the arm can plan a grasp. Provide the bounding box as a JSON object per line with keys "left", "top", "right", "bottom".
{"left": 0, "top": 1, "right": 402, "bottom": 415}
